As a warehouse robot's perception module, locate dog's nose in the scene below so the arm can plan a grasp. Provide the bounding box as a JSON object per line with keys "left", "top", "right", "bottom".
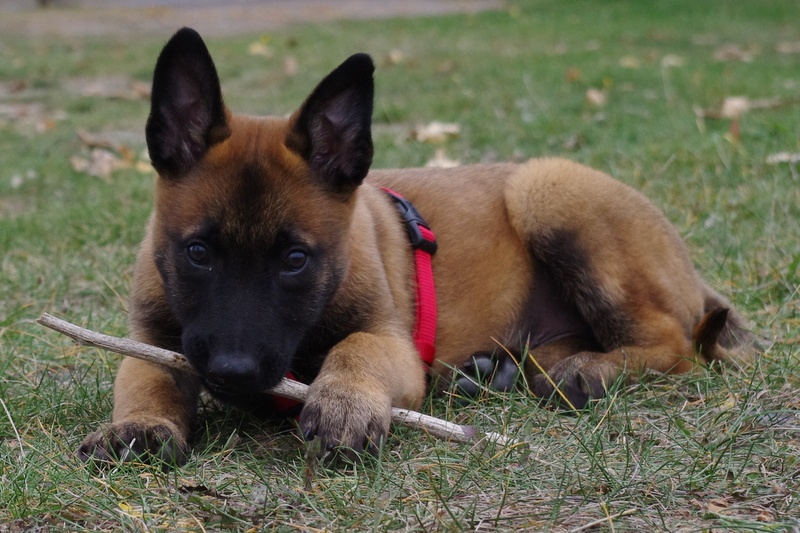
{"left": 205, "top": 355, "right": 260, "bottom": 389}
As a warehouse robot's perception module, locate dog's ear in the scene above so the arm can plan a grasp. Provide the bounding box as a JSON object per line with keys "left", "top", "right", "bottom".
{"left": 286, "top": 54, "right": 374, "bottom": 194}
{"left": 145, "top": 27, "right": 231, "bottom": 178}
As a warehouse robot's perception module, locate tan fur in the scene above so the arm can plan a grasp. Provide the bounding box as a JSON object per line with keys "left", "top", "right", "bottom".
{"left": 85, "top": 138, "right": 755, "bottom": 464}
{"left": 79, "top": 38, "right": 756, "bottom": 466}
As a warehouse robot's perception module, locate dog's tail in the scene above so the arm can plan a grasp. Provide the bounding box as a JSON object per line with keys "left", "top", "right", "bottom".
{"left": 693, "top": 286, "right": 761, "bottom": 366}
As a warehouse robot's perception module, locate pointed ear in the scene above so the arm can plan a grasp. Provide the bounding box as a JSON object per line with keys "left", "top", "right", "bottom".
{"left": 286, "top": 53, "right": 374, "bottom": 194}
{"left": 145, "top": 27, "right": 231, "bottom": 178}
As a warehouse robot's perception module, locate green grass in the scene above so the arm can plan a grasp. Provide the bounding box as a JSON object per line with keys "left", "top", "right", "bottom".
{"left": 2, "top": 0, "right": 799, "bottom": 530}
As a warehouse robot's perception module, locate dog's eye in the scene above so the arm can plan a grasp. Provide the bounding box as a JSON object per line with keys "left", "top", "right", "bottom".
{"left": 282, "top": 250, "right": 308, "bottom": 273}
{"left": 186, "top": 242, "right": 209, "bottom": 266}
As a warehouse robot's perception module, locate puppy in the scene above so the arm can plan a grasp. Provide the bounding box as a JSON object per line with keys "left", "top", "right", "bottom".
{"left": 79, "top": 28, "right": 755, "bottom": 466}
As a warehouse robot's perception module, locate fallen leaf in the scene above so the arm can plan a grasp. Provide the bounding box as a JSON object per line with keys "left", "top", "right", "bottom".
{"left": 712, "top": 43, "right": 757, "bottom": 62}
{"left": 565, "top": 67, "right": 582, "bottom": 82}
{"left": 412, "top": 121, "right": 460, "bottom": 144}
{"left": 384, "top": 49, "right": 405, "bottom": 66}
{"left": 585, "top": 88, "right": 607, "bottom": 107}
{"left": 718, "top": 394, "right": 737, "bottom": 411}
{"left": 695, "top": 95, "right": 789, "bottom": 120}
{"left": 661, "top": 54, "right": 685, "bottom": 68}
{"left": 424, "top": 148, "right": 460, "bottom": 168}
{"left": 0, "top": 102, "right": 43, "bottom": 120}
{"left": 35, "top": 117, "right": 57, "bottom": 133}
{"left": 619, "top": 56, "right": 640, "bottom": 69}
{"left": 117, "top": 501, "right": 144, "bottom": 518}
{"left": 77, "top": 129, "right": 119, "bottom": 151}
{"left": 0, "top": 103, "right": 66, "bottom": 135}
{"left": 0, "top": 79, "right": 28, "bottom": 96}
{"left": 756, "top": 509, "right": 775, "bottom": 522}
{"left": 720, "top": 96, "right": 751, "bottom": 119}
{"left": 766, "top": 152, "right": 800, "bottom": 164}
{"left": 70, "top": 148, "right": 124, "bottom": 180}
{"left": 562, "top": 133, "right": 583, "bottom": 150}
{"left": 707, "top": 497, "right": 730, "bottom": 514}
{"left": 248, "top": 41, "right": 273, "bottom": 58}
{"left": 66, "top": 75, "right": 149, "bottom": 100}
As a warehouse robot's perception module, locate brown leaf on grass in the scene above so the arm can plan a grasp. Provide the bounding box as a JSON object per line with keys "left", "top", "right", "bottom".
{"left": 70, "top": 149, "right": 121, "bottom": 180}
{"left": 0, "top": 103, "right": 66, "bottom": 134}
{"left": 720, "top": 96, "right": 752, "bottom": 119}
{"left": 565, "top": 67, "right": 582, "bottom": 82}
{"left": 562, "top": 133, "right": 583, "bottom": 151}
{"left": 0, "top": 79, "right": 28, "bottom": 96}
{"left": 660, "top": 54, "right": 685, "bottom": 68}
{"left": 66, "top": 75, "right": 150, "bottom": 100}
{"left": 412, "top": 121, "right": 460, "bottom": 144}
{"left": 384, "top": 49, "right": 406, "bottom": 66}
{"left": 71, "top": 148, "right": 155, "bottom": 180}
{"left": 76, "top": 129, "right": 120, "bottom": 152}
{"left": 766, "top": 152, "right": 800, "bottom": 164}
{"left": 694, "top": 95, "right": 792, "bottom": 119}
{"left": 619, "top": 56, "right": 640, "bottom": 69}
{"left": 248, "top": 39, "right": 274, "bottom": 58}
{"left": 248, "top": 43, "right": 272, "bottom": 57}
{"left": 712, "top": 43, "right": 758, "bottom": 62}
{"left": 424, "top": 148, "right": 460, "bottom": 168}
{"left": 0, "top": 103, "right": 42, "bottom": 120}
{"left": 706, "top": 497, "right": 731, "bottom": 514}
{"left": 585, "top": 88, "right": 607, "bottom": 107}
{"left": 71, "top": 128, "right": 153, "bottom": 180}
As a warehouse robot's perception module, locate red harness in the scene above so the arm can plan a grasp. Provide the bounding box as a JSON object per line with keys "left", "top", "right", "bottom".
{"left": 271, "top": 188, "right": 438, "bottom": 416}
{"left": 381, "top": 187, "right": 438, "bottom": 367}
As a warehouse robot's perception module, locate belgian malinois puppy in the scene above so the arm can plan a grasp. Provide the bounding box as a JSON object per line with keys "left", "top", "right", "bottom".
{"left": 79, "top": 28, "right": 755, "bottom": 466}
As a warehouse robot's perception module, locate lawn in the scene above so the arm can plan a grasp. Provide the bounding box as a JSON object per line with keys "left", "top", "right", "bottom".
{"left": 1, "top": 0, "right": 799, "bottom": 531}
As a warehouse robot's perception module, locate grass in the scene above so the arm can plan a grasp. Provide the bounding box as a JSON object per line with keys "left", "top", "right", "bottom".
{"left": 1, "top": 0, "right": 799, "bottom": 530}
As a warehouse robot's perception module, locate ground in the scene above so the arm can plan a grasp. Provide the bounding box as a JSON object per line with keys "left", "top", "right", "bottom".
{"left": 0, "top": 0, "right": 503, "bottom": 38}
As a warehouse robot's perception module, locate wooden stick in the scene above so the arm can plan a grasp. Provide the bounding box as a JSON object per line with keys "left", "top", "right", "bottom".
{"left": 37, "top": 313, "right": 515, "bottom": 447}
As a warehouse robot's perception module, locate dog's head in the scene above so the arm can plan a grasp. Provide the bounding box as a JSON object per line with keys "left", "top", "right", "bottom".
{"left": 143, "top": 28, "right": 374, "bottom": 394}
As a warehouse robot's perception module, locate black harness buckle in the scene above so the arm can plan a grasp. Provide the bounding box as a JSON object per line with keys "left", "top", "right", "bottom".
{"left": 383, "top": 188, "right": 438, "bottom": 255}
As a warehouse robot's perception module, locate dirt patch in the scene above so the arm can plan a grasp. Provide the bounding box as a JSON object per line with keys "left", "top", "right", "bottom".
{"left": 0, "top": 0, "right": 504, "bottom": 38}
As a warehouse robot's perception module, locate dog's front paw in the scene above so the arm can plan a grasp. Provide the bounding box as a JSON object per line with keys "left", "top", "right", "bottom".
{"left": 531, "top": 353, "right": 618, "bottom": 409}
{"left": 299, "top": 379, "right": 392, "bottom": 457}
{"left": 78, "top": 420, "right": 189, "bottom": 468}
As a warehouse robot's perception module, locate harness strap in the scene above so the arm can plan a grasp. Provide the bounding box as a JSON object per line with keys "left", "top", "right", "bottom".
{"left": 409, "top": 225, "right": 437, "bottom": 367}
{"left": 381, "top": 187, "right": 438, "bottom": 368}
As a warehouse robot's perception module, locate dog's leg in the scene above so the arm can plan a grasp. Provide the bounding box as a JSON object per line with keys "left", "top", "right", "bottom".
{"left": 299, "top": 332, "right": 426, "bottom": 456}
{"left": 78, "top": 357, "right": 200, "bottom": 466}
{"left": 527, "top": 320, "right": 695, "bottom": 408}
{"left": 503, "top": 158, "right": 745, "bottom": 408}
